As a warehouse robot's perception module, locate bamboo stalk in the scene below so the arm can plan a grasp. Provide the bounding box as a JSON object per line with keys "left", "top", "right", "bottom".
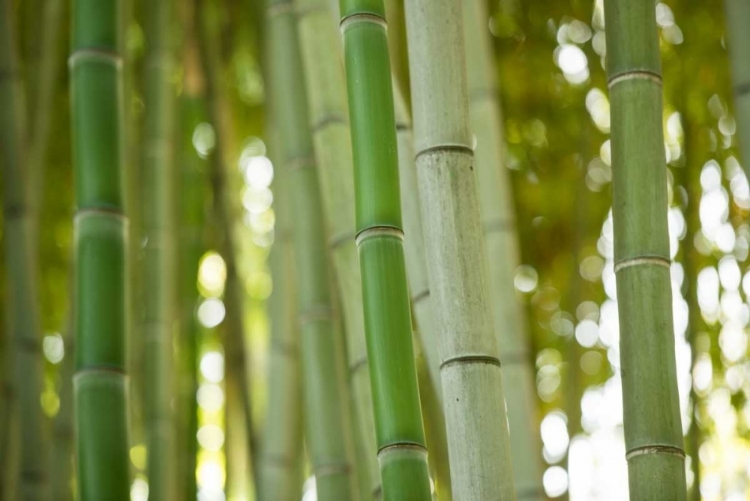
{"left": 391, "top": 74, "right": 452, "bottom": 501}
{"left": 51, "top": 318, "right": 76, "bottom": 501}
{"left": 462, "top": 1, "right": 543, "bottom": 498}
{"left": 339, "top": 1, "right": 433, "bottom": 499}
{"left": 725, "top": 0, "right": 750, "bottom": 178}
{"left": 267, "top": 1, "right": 358, "bottom": 498}
{"left": 294, "top": 0, "right": 380, "bottom": 497}
{"left": 0, "top": 1, "right": 51, "bottom": 499}
{"left": 257, "top": 139, "right": 304, "bottom": 501}
{"left": 142, "top": 0, "right": 178, "bottom": 497}
{"left": 69, "top": 0, "right": 131, "bottom": 498}
{"left": 603, "top": 1, "right": 687, "bottom": 499}
{"left": 404, "top": 0, "right": 516, "bottom": 498}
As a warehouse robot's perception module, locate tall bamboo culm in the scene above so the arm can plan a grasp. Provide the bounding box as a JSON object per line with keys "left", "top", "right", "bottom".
{"left": 70, "top": 0, "right": 131, "bottom": 499}
{"left": 404, "top": 0, "right": 515, "bottom": 499}
{"left": 391, "top": 70, "right": 452, "bottom": 501}
{"left": 603, "top": 1, "right": 687, "bottom": 499}
{"left": 267, "top": 1, "right": 358, "bottom": 498}
{"left": 142, "top": 0, "right": 177, "bottom": 497}
{"left": 725, "top": 0, "right": 750, "bottom": 179}
{"left": 257, "top": 138, "right": 304, "bottom": 501}
{"left": 462, "top": 1, "right": 543, "bottom": 498}
{"left": 339, "top": 1, "right": 433, "bottom": 499}
{"left": 0, "top": 1, "right": 50, "bottom": 498}
{"left": 294, "top": 1, "right": 380, "bottom": 497}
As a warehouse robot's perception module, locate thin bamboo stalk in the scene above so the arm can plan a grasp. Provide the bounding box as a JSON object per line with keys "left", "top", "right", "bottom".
{"left": 142, "top": 0, "right": 178, "bottom": 497}
{"left": 339, "top": 1, "right": 433, "bottom": 499}
{"left": 391, "top": 74, "right": 452, "bottom": 501}
{"left": 51, "top": 317, "right": 76, "bottom": 501}
{"left": 257, "top": 140, "right": 304, "bottom": 501}
{"left": 0, "top": 1, "right": 50, "bottom": 499}
{"left": 195, "top": 0, "right": 258, "bottom": 491}
{"left": 725, "top": 0, "right": 750, "bottom": 179}
{"left": 69, "top": 0, "right": 131, "bottom": 498}
{"left": 294, "top": 0, "right": 380, "bottom": 497}
{"left": 603, "top": 1, "right": 687, "bottom": 498}
{"left": 404, "top": 0, "right": 516, "bottom": 498}
{"left": 267, "top": 1, "right": 358, "bottom": 498}
{"left": 462, "top": 1, "right": 543, "bottom": 498}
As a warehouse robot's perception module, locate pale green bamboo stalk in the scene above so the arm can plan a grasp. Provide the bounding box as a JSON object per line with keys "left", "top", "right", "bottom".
{"left": 294, "top": 1, "right": 380, "bottom": 497}
{"left": 52, "top": 321, "right": 75, "bottom": 501}
{"left": 339, "top": 1, "right": 433, "bottom": 498}
{"left": 725, "top": 0, "right": 750, "bottom": 178}
{"left": 391, "top": 76, "right": 452, "bottom": 501}
{"left": 268, "top": 1, "right": 358, "bottom": 498}
{"left": 142, "top": 0, "right": 178, "bottom": 497}
{"left": 603, "top": 1, "right": 687, "bottom": 499}
{"left": 462, "top": 1, "right": 543, "bottom": 498}
{"left": 404, "top": 0, "right": 515, "bottom": 498}
{"left": 0, "top": 1, "right": 50, "bottom": 498}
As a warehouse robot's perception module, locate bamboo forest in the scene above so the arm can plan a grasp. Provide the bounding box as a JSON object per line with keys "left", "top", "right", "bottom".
{"left": 3, "top": 0, "right": 750, "bottom": 500}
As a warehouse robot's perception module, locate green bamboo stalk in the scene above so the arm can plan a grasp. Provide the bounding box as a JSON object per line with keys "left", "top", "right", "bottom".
{"left": 339, "top": 1, "right": 433, "bottom": 499}
{"left": 195, "top": 0, "right": 258, "bottom": 490}
{"left": 257, "top": 141, "right": 304, "bottom": 501}
{"left": 0, "top": 1, "right": 50, "bottom": 499}
{"left": 294, "top": 1, "right": 380, "bottom": 497}
{"left": 267, "top": 1, "right": 358, "bottom": 498}
{"left": 391, "top": 74, "right": 452, "bottom": 501}
{"left": 603, "top": 1, "right": 687, "bottom": 499}
{"left": 52, "top": 318, "right": 76, "bottom": 501}
{"left": 142, "top": 0, "right": 178, "bottom": 497}
{"left": 70, "top": 0, "right": 131, "bottom": 499}
{"left": 462, "top": 1, "right": 543, "bottom": 498}
{"left": 725, "top": 0, "right": 750, "bottom": 178}
{"left": 404, "top": 0, "right": 515, "bottom": 498}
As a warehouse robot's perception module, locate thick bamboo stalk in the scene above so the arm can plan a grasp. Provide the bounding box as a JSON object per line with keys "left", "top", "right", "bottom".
{"left": 462, "top": 1, "right": 543, "bottom": 498}
{"left": 339, "top": 1, "right": 433, "bottom": 499}
{"left": 0, "top": 1, "right": 50, "bottom": 499}
{"left": 404, "top": 0, "right": 516, "bottom": 499}
{"left": 725, "top": 0, "right": 750, "bottom": 178}
{"left": 294, "top": 0, "right": 380, "bottom": 497}
{"left": 69, "top": 0, "right": 131, "bottom": 499}
{"left": 142, "top": 0, "right": 178, "bottom": 497}
{"left": 391, "top": 76, "right": 452, "bottom": 501}
{"left": 267, "top": 1, "right": 358, "bottom": 498}
{"left": 603, "top": 1, "right": 687, "bottom": 499}
{"left": 195, "top": 0, "right": 258, "bottom": 491}
{"left": 257, "top": 142, "right": 304, "bottom": 501}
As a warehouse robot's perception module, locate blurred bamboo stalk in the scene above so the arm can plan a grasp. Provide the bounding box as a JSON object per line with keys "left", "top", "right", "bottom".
{"left": 725, "top": 0, "right": 750, "bottom": 178}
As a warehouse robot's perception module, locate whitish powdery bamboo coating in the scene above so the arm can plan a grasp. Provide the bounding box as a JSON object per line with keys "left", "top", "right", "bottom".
{"left": 0, "top": 1, "right": 50, "bottom": 498}
{"left": 725, "top": 0, "right": 750, "bottom": 179}
{"left": 295, "top": 1, "right": 380, "bottom": 497}
{"left": 462, "top": 1, "right": 543, "bottom": 498}
{"left": 404, "top": 0, "right": 516, "bottom": 499}
{"left": 603, "top": 0, "right": 687, "bottom": 499}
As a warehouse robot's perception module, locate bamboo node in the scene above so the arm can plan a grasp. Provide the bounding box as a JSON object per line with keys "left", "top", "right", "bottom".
{"left": 314, "top": 461, "right": 352, "bottom": 478}
{"left": 74, "top": 207, "right": 128, "bottom": 224}
{"left": 625, "top": 444, "right": 685, "bottom": 461}
{"left": 298, "top": 305, "right": 333, "bottom": 325}
{"left": 411, "top": 288, "right": 430, "bottom": 305}
{"left": 607, "top": 70, "right": 662, "bottom": 88}
{"left": 340, "top": 13, "right": 388, "bottom": 33}
{"left": 349, "top": 355, "right": 369, "bottom": 376}
{"left": 287, "top": 156, "right": 316, "bottom": 171}
{"left": 734, "top": 81, "right": 750, "bottom": 97}
{"left": 265, "top": 0, "right": 294, "bottom": 19}
{"left": 15, "top": 336, "right": 41, "bottom": 353}
{"left": 68, "top": 48, "right": 123, "bottom": 69}
{"left": 329, "top": 230, "right": 356, "bottom": 249}
{"left": 415, "top": 143, "right": 474, "bottom": 160}
{"left": 440, "top": 354, "right": 501, "bottom": 370}
{"left": 377, "top": 441, "right": 428, "bottom": 458}
{"left": 614, "top": 255, "right": 670, "bottom": 273}
{"left": 355, "top": 226, "right": 404, "bottom": 246}
{"left": 311, "top": 113, "right": 348, "bottom": 132}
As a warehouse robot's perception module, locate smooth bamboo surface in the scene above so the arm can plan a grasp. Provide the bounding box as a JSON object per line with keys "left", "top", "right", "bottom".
{"left": 0, "top": 1, "right": 50, "bottom": 498}
{"left": 404, "top": 0, "right": 516, "bottom": 498}
{"left": 462, "top": 1, "right": 543, "bottom": 498}
{"left": 268, "top": 1, "right": 358, "bottom": 498}
{"left": 725, "top": 0, "right": 750, "bottom": 179}
{"left": 604, "top": 1, "right": 687, "bottom": 499}
{"left": 295, "top": 0, "right": 380, "bottom": 497}
{"left": 142, "top": 0, "right": 177, "bottom": 497}
{"left": 340, "top": 1, "right": 433, "bottom": 499}
{"left": 70, "top": 1, "right": 131, "bottom": 499}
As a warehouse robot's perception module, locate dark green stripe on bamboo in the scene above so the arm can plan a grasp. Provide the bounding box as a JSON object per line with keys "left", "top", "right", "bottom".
{"left": 70, "top": 1, "right": 131, "bottom": 499}
{"left": 339, "top": 2, "right": 432, "bottom": 499}
{"left": 267, "top": 1, "right": 358, "bottom": 499}
{"left": 603, "top": 1, "right": 687, "bottom": 499}
{"left": 0, "top": 0, "right": 50, "bottom": 498}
